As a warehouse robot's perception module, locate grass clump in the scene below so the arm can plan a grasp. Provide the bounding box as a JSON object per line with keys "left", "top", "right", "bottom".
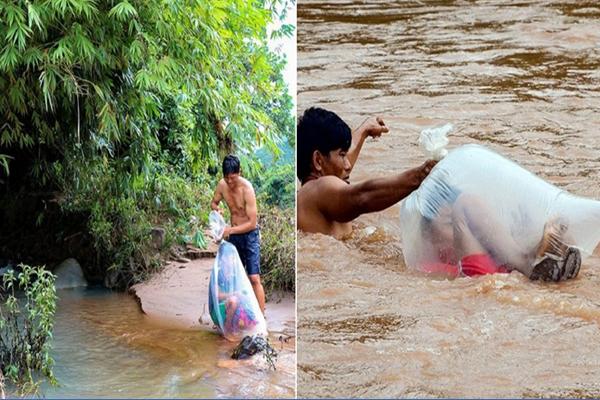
{"left": 0, "top": 265, "right": 57, "bottom": 396}
{"left": 259, "top": 206, "right": 295, "bottom": 293}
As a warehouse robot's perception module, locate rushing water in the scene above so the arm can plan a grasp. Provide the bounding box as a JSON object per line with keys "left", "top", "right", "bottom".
{"left": 39, "top": 287, "right": 294, "bottom": 398}
{"left": 297, "top": 1, "right": 600, "bottom": 397}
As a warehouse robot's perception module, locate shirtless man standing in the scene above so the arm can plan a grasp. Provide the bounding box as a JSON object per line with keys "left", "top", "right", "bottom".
{"left": 297, "top": 107, "right": 437, "bottom": 238}
{"left": 211, "top": 154, "right": 265, "bottom": 313}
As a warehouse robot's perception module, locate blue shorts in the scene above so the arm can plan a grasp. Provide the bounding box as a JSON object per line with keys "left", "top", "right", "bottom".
{"left": 228, "top": 228, "right": 261, "bottom": 276}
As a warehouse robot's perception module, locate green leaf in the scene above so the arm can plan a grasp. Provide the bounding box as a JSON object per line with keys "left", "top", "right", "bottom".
{"left": 27, "top": 3, "right": 44, "bottom": 31}
{"left": 0, "top": 154, "right": 13, "bottom": 175}
{"left": 39, "top": 67, "right": 58, "bottom": 111}
{"left": 193, "top": 230, "right": 207, "bottom": 249}
{"left": 108, "top": 1, "right": 138, "bottom": 21}
{"left": 0, "top": 45, "right": 20, "bottom": 71}
{"left": 23, "top": 46, "right": 43, "bottom": 68}
{"left": 50, "top": 38, "right": 73, "bottom": 63}
{"left": 75, "top": 33, "right": 95, "bottom": 62}
{"left": 5, "top": 21, "right": 32, "bottom": 49}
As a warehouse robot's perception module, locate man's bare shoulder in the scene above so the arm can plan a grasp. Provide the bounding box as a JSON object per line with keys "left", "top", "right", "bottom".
{"left": 299, "top": 176, "right": 347, "bottom": 193}
{"left": 297, "top": 176, "right": 354, "bottom": 237}
{"left": 239, "top": 177, "right": 255, "bottom": 192}
{"left": 216, "top": 178, "right": 227, "bottom": 191}
{"left": 298, "top": 176, "right": 348, "bottom": 208}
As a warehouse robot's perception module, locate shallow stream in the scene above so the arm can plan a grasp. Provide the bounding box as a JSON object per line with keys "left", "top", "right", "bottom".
{"left": 40, "top": 287, "right": 294, "bottom": 398}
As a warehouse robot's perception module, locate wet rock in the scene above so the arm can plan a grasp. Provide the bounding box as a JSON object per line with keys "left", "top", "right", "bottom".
{"left": 185, "top": 245, "right": 202, "bottom": 259}
{"left": 191, "top": 242, "right": 219, "bottom": 258}
{"left": 231, "top": 335, "right": 278, "bottom": 370}
{"left": 170, "top": 247, "right": 185, "bottom": 260}
{"left": 54, "top": 258, "right": 87, "bottom": 289}
{"left": 0, "top": 262, "right": 15, "bottom": 277}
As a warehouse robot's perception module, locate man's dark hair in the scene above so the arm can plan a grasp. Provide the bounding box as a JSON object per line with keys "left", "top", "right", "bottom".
{"left": 297, "top": 107, "right": 352, "bottom": 182}
{"left": 222, "top": 154, "right": 241, "bottom": 176}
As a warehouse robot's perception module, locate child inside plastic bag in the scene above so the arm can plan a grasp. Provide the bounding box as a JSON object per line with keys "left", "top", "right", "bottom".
{"left": 401, "top": 144, "right": 600, "bottom": 282}
{"left": 207, "top": 211, "right": 267, "bottom": 341}
{"left": 209, "top": 243, "right": 261, "bottom": 336}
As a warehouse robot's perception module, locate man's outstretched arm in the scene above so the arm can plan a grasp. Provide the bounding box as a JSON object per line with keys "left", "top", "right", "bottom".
{"left": 347, "top": 116, "right": 389, "bottom": 173}
{"left": 317, "top": 160, "right": 437, "bottom": 223}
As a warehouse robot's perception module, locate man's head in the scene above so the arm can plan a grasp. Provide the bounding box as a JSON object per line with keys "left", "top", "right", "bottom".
{"left": 222, "top": 154, "right": 241, "bottom": 188}
{"left": 297, "top": 107, "right": 352, "bottom": 184}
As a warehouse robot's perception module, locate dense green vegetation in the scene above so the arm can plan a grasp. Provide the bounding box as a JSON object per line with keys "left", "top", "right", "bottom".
{"left": 0, "top": 265, "right": 57, "bottom": 396}
{"left": 259, "top": 205, "right": 295, "bottom": 293}
{"left": 255, "top": 148, "right": 295, "bottom": 292}
{"left": 0, "top": 0, "right": 295, "bottom": 290}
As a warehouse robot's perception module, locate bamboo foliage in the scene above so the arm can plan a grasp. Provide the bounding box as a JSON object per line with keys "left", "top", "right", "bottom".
{"left": 0, "top": 0, "right": 295, "bottom": 288}
{"left": 0, "top": 0, "right": 294, "bottom": 180}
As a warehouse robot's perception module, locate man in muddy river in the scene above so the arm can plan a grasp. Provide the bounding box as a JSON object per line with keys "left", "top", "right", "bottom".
{"left": 297, "top": 106, "right": 437, "bottom": 239}
{"left": 297, "top": 107, "right": 580, "bottom": 281}
{"left": 211, "top": 155, "right": 265, "bottom": 314}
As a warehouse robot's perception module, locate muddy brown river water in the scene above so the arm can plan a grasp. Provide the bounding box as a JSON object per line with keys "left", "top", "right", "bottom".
{"left": 297, "top": 1, "right": 600, "bottom": 397}
{"left": 37, "top": 288, "right": 295, "bottom": 398}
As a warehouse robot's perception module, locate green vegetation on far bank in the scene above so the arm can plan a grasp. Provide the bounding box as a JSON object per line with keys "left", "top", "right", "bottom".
{"left": 256, "top": 157, "right": 295, "bottom": 292}
{"left": 259, "top": 206, "right": 295, "bottom": 293}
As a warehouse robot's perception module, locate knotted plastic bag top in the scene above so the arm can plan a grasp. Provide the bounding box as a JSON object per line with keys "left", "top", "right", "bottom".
{"left": 208, "top": 241, "right": 267, "bottom": 341}
{"left": 208, "top": 210, "right": 225, "bottom": 242}
{"left": 400, "top": 144, "right": 600, "bottom": 276}
{"left": 419, "top": 123, "right": 452, "bottom": 161}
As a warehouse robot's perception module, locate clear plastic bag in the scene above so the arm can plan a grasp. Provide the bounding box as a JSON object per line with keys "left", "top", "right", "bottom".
{"left": 208, "top": 210, "right": 225, "bottom": 242}
{"left": 208, "top": 213, "right": 267, "bottom": 340}
{"left": 400, "top": 144, "right": 600, "bottom": 279}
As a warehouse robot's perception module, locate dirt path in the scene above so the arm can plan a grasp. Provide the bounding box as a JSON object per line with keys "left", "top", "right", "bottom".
{"left": 130, "top": 257, "right": 295, "bottom": 337}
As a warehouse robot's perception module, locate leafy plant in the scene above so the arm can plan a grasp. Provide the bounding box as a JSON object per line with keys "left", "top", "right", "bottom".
{"left": 0, "top": 155, "right": 11, "bottom": 176}
{"left": 0, "top": 0, "right": 295, "bottom": 179}
{"left": 259, "top": 206, "right": 295, "bottom": 292}
{"left": 177, "top": 215, "right": 208, "bottom": 249}
{"left": 0, "top": 265, "right": 57, "bottom": 396}
{"left": 256, "top": 162, "right": 295, "bottom": 209}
